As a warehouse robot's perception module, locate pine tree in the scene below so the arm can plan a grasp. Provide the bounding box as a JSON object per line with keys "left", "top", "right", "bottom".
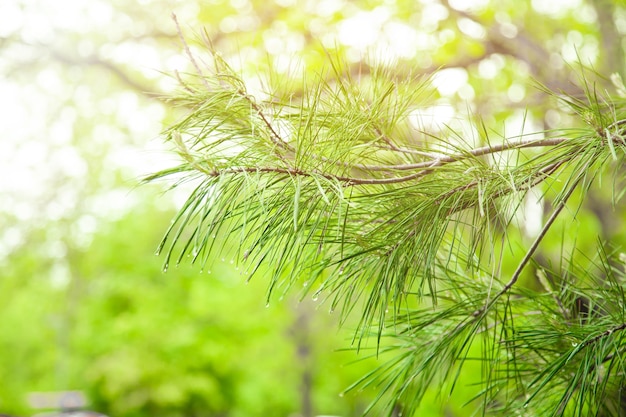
{"left": 147, "top": 34, "right": 626, "bottom": 416}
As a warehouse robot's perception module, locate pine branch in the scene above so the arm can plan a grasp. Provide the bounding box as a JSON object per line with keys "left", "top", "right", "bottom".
{"left": 151, "top": 46, "right": 626, "bottom": 324}
{"left": 150, "top": 42, "right": 626, "bottom": 416}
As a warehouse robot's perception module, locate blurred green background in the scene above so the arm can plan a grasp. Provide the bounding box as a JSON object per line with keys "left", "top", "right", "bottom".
{"left": 1, "top": 0, "right": 625, "bottom": 416}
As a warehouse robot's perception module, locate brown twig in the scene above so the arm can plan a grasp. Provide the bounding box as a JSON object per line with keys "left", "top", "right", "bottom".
{"left": 582, "top": 323, "right": 626, "bottom": 350}
{"left": 206, "top": 165, "right": 412, "bottom": 186}
{"left": 357, "top": 137, "right": 569, "bottom": 172}
{"left": 201, "top": 137, "right": 571, "bottom": 187}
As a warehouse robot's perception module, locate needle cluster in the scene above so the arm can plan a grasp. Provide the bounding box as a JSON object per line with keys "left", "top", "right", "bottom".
{"left": 148, "top": 42, "right": 626, "bottom": 415}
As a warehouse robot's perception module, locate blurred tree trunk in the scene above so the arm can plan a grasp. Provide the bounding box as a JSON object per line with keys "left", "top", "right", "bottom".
{"left": 291, "top": 303, "right": 313, "bottom": 417}
{"left": 591, "top": 0, "right": 625, "bottom": 77}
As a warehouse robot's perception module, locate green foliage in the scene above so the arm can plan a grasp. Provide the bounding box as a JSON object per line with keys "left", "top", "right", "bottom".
{"left": 5, "top": 0, "right": 626, "bottom": 416}
{"left": 150, "top": 37, "right": 626, "bottom": 416}
{"left": 0, "top": 199, "right": 376, "bottom": 416}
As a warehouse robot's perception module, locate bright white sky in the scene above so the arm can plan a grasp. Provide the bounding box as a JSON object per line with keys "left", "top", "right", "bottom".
{"left": 0, "top": 0, "right": 196, "bottom": 257}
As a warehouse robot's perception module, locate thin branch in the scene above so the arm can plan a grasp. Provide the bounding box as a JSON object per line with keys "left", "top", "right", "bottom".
{"left": 240, "top": 91, "right": 294, "bottom": 154}
{"left": 202, "top": 164, "right": 430, "bottom": 186}
{"left": 472, "top": 172, "right": 582, "bottom": 318}
{"left": 172, "top": 13, "right": 210, "bottom": 91}
{"left": 175, "top": 70, "right": 194, "bottom": 93}
{"left": 199, "top": 137, "right": 572, "bottom": 187}
{"left": 381, "top": 160, "right": 565, "bottom": 257}
{"left": 583, "top": 322, "right": 626, "bottom": 350}
{"left": 504, "top": 176, "right": 580, "bottom": 290}
{"left": 374, "top": 126, "right": 440, "bottom": 158}
{"left": 204, "top": 164, "right": 418, "bottom": 186}
{"left": 356, "top": 137, "right": 568, "bottom": 172}
{"left": 208, "top": 166, "right": 336, "bottom": 182}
